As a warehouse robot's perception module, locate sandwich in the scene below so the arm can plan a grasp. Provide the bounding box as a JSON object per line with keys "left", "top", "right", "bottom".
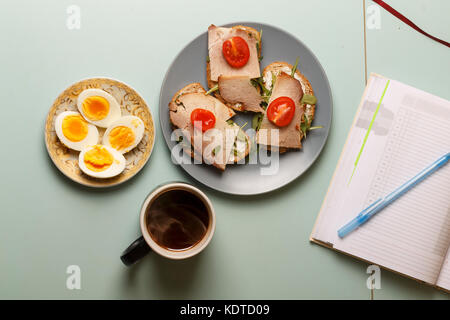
{"left": 168, "top": 24, "right": 320, "bottom": 172}
{"left": 255, "top": 61, "right": 317, "bottom": 151}
{"left": 169, "top": 83, "right": 251, "bottom": 170}
{"left": 207, "top": 24, "right": 264, "bottom": 113}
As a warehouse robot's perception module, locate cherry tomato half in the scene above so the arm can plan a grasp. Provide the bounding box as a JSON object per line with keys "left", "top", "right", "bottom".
{"left": 222, "top": 36, "right": 250, "bottom": 68}
{"left": 190, "top": 108, "right": 216, "bottom": 132}
{"left": 266, "top": 96, "right": 296, "bottom": 127}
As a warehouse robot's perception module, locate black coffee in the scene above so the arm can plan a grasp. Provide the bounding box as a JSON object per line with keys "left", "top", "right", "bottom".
{"left": 146, "top": 189, "right": 209, "bottom": 251}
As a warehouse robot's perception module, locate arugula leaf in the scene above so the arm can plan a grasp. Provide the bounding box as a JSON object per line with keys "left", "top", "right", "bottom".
{"left": 250, "top": 78, "right": 259, "bottom": 88}
{"left": 291, "top": 57, "right": 300, "bottom": 78}
{"left": 258, "top": 72, "right": 276, "bottom": 103}
{"left": 237, "top": 130, "right": 247, "bottom": 142}
{"left": 252, "top": 113, "right": 264, "bottom": 131}
{"left": 234, "top": 121, "right": 248, "bottom": 142}
{"left": 212, "top": 145, "right": 221, "bottom": 156}
{"left": 252, "top": 77, "right": 271, "bottom": 97}
{"left": 301, "top": 94, "right": 317, "bottom": 105}
{"left": 205, "top": 84, "right": 219, "bottom": 96}
{"left": 300, "top": 114, "right": 309, "bottom": 138}
{"left": 300, "top": 113, "right": 323, "bottom": 138}
{"left": 260, "top": 101, "right": 268, "bottom": 109}
{"left": 233, "top": 148, "right": 243, "bottom": 157}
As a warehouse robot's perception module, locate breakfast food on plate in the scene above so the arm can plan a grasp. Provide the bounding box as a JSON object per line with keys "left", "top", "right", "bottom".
{"left": 102, "top": 115, "right": 145, "bottom": 154}
{"left": 262, "top": 61, "right": 317, "bottom": 139}
{"left": 207, "top": 24, "right": 263, "bottom": 112}
{"left": 54, "top": 111, "right": 99, "bottom": 151}
{"left": 78, "top": 144, "right": 126, "bottom": 178}
{"left": 207, "top": 24, "right": 261, "bottom": 82}
{"left": 217, "top": 75, "right": 264, "bottom": 113}
{"left": 54, "top": 88, "right": 147, "bottom": 179}
{"left": 256, "top": 72, "right": 304, "bottom": 149}
{"left": 169, "top": 24, "right": 320, "bottom": 171}
{"left": 254, "top": 61, "right": 317, "bottom": 151}
{"left": 77, "top": 88, "right": 121, "bottom": 128}
{"left": 169, "top": 83, "right": 250, "bottom": 170}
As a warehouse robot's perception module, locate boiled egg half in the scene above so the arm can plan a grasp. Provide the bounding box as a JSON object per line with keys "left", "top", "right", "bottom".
{"left": 55, "top": 111, "right": 99, "bottom": 151}
{"left": 102, "top": 115, "right": 145, "bottom": 154}
{"left": 78, "top": 145, "right": 126, "bottom": 178}
{"left": 77, "top": 88, "right": 121, "bottom": 128}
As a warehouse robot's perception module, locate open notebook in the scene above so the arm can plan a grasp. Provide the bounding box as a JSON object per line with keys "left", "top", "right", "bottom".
{"left": 311, "top": 74, "right": 450, "bottom": 292}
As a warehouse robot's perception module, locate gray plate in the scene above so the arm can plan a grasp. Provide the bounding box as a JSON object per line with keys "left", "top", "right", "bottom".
{"left": 159, "top": 22, "right": 332, "bottom": 195}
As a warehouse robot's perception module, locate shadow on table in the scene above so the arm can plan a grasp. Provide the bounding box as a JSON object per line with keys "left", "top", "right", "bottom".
{"left": 323, "top": 245, "right": 447, "bottom": 299}
{"left": 119, "top": 250, "right": 205, "bottom": 299}
{"left": 369, "top": 266, "right": 448, "bottom": 299}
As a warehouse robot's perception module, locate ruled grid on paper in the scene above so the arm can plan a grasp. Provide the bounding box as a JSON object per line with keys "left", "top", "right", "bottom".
{"left": 312, "top": 74, "right": 450, "bottom": 290}
{"left": 337, "top": 102, "right": 450, "bottom": 285}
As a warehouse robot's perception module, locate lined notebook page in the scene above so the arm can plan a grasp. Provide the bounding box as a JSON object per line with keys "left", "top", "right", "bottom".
{"left": 312, "top": 74, "right": 450, "bottom": 286}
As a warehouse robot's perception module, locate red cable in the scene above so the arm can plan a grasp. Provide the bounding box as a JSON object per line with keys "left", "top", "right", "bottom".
{"left": 372, "top": 0, "right": 450, "bottom": 48}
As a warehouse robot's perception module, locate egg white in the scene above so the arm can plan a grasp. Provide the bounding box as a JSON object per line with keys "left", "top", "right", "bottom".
{"left": 102, "top": 115, "right": 145, "bottom": 154}
{"left": 54, "top": 111, "right": 99, "bottom": 151}
{"left": 78, "top": 145, "right": 126, "bottom": 179}
{"left": 77, "top": 88, "right": 121, "bottom": 128}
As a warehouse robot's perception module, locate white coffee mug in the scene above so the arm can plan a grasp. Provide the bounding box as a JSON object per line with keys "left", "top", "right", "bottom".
{"left": 121, "top": 182, "right": 216, "bottom": 265}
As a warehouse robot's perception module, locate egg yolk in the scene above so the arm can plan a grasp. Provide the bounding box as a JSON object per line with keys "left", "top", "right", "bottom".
{"left": 109, "top": 126, "right": 135, "bottom": 151}
{"left": 83, "top": 145, "right": 114, "bottom": 172}
{"left": 62, "top": 114, "right": 89, "bottom": 142}
{"left": 82, "top": 96, "right": 110, "bottom": 121}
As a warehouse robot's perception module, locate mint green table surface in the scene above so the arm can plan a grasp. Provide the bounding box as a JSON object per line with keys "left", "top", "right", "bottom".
{"left": 0, "top": 0, "right": 448, "bottom": 299}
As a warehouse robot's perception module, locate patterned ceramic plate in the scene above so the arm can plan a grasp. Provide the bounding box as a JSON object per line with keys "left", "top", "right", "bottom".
{"left": 45, "top": 78, "right": 155, "bottom": 187}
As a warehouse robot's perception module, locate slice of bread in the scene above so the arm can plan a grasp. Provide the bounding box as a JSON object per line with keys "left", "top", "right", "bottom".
{"left": 170, "top": 82, "right": 207, "bottom": 105}
{"left": 169, "top": 83, "right": 251, "bottom": 167}
{"left": 207, "top": 25, "right": 262, "bottom": 112}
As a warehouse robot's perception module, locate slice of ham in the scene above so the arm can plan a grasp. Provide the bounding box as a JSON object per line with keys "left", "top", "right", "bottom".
{"left": 199, "top": 121, "right": 239, "bottom": 170}
{"left": 170, "top": 93, "right": 237, "bottom": 170}
{"left": 218, "top": 75, "right": 264, "bottom": 113}
{"left": 170, "top": 93, "right": 235, "bottom": 121}
{"left": 208, "top": 25, "right": 260, "bottom": 82}
{"left": 256, "top": 73, "right": 304, "bottom": 149}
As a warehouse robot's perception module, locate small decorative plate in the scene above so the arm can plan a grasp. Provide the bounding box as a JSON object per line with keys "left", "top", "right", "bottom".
{"left": 45, "top": 78, "right": 155, "bottom": 187}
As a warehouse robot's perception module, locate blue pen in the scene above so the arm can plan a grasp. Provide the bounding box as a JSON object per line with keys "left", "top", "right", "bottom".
{"left": 338, "top": 152, "right": 450, "bottom": 238}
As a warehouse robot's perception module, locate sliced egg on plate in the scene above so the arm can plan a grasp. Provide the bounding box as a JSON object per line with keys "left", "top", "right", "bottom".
{"left": 78, "top": 145, "right": 126, "bottom": 178}
{"left": 102, "top": 115, "right": 145, "bottom": 154}
{"left": 55, "top": 111, "right": 99, "bottom": 151}
{"left": 77, "top": 88, "right": 121, "bottom": 128}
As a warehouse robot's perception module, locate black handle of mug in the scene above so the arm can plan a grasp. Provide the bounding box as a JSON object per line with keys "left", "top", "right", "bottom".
{"left": 120, "top": 236, "right": 151, "bottom": 266}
